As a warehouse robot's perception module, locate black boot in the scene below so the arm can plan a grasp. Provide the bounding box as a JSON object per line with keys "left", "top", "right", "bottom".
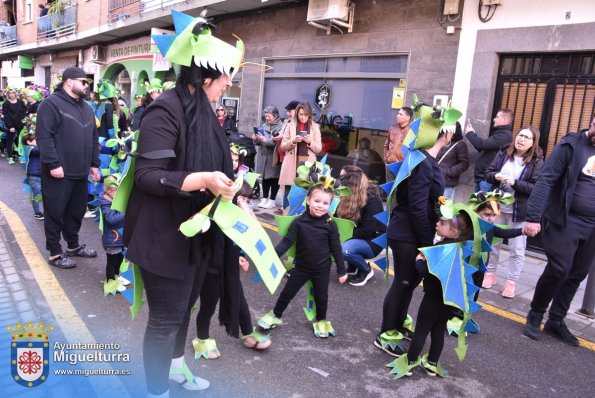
{"left": 544, "top": 319, "right": 579, "bottom": 346}
{"left": 523, "top": 310, "right": 543, "bottom": 340}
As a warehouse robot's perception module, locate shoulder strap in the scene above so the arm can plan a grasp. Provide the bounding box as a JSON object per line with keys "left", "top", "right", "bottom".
{"left": 437, "top": 142, "right": 458, "bottom": 165}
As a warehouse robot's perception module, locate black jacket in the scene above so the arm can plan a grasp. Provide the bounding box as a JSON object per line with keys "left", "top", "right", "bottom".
{"left": 485, "top": 148, "right": 544, "bottom": 222}
{"left": 99, "top": 193, "right": 125, "bottom": 249}
{"left": 467, "top": 125, "right": 513, "bottom": 182}
{"left": 275, "top": 211, "right": 346, "bottom": 276}
{"left": 526, "top": 131, "right": 589, "bottom": 227}
{"left": 437, "top": 140, "right": 470, "bottom": 187}
{"left": 350, "top": 189, "right": 386, "bottom": 256}
{"left": 387, "top": 151, "right": 444, "bottom": 248}
{"left": 36, "top": 89, "right": 99, "bottom": 178}
{"left": 2, "top": 99, "right": 27, "bottom": 131}
{"left": 131, "top": 105, "right": 145, "bottom": 130}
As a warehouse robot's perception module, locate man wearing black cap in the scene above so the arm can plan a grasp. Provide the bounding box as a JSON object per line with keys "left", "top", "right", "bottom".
{"left": 36, "top": 67, "right": 100, "bottom": 269}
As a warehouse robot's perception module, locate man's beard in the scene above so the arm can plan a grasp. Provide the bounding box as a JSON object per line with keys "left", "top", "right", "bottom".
{"left": 72, "top": 87, "right": 88, "bottom": 100}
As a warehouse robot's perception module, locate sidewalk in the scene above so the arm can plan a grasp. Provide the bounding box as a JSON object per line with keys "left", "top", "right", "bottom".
{"left": 251, "top": 200, "right": 595, "bottom": 344}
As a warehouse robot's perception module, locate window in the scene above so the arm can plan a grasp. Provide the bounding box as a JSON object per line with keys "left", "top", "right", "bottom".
{"left": 264, "top": 54, "right": 409, "bottom": 130}
{"left": 25, "top": 0, "right": 33, "bottom": 23}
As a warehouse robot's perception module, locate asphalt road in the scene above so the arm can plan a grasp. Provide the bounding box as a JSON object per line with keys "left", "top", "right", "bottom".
{"left": 1, "top": 158, "right": 594, "bottom": 398}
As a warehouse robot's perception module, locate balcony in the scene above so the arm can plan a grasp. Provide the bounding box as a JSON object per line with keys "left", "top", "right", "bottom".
{"left": 0, "top": 25, "right": 18, "bottom": 50}
{"left": 108, "top": 0, "right": 188, "bottom": 23}
{"left": 37, "top": 4, "right": 78, "bottom": 41}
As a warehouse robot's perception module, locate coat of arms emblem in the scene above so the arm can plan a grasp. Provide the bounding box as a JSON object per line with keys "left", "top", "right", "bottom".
{"left": 8, "top": 322, "right": 52, "bottom": 388}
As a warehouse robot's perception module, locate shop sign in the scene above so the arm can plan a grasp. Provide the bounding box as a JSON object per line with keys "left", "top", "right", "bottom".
{"left": 18, "top": 55, "right": 33, "bottom": 69}
{"left": 315, "top": 83, "right": 331, "bottom": 110}
{"left": 109, "top": 43, "right": 151, "bottom": 60}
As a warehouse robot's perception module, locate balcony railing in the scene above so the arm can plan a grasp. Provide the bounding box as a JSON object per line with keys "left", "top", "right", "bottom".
{"left": 108, "top": 0, "right": 187, "bottom": 23}
{"left": 37, "top": 4, "right": 78, "bottom": 41}
{"left": 0, "top": 25, "right": 18, "bottom": 50}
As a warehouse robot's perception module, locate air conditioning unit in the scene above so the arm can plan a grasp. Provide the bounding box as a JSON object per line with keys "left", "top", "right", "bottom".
{"left": 90, "top": 45, "right": 106, "bottom": 62}
{"left": 307, "top": 0, "right": 350, "bottom": 22}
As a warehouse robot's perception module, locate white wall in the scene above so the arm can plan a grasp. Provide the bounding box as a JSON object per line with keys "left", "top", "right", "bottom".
{"left": 451, "top": 0, "right": 595, "bottom": 119}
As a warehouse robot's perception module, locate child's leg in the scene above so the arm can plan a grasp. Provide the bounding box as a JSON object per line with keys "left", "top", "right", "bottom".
{"left": 105, "top": 253, "right": 120, "bottom": 281}
{"left": 273, "top": 268, "right": 310, "bottom": 318}
{"left": 427, "top": 306, "right": 452, "bottom": 363}
{"left": 28, "top": 175, "right": 43, "bottom": 214}
{"left": 406, "top": 295, "right": 438, "bottom": 362}
{"left": 195, "top": 272, "right": 220, "bottom": 339}
{"left": 113, "top": 252, "right": 124, "bottom": 276}
{"left": 310, "top": 269, "right": 331, "bottom": 321}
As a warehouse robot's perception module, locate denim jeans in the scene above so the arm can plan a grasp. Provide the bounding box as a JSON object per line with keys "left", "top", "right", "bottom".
{"left": 342, "top": 238, "right": 375, "bottom": 273}
{"left": 443, "top": 186, "right": 455, "bottom": 200}
{"left": 28, "top": 175, "right": 42, "bottom": 214}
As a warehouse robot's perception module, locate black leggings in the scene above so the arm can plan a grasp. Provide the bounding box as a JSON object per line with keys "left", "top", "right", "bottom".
{"left": 262, "top": 178, "right": 279, "bottom": 200}
{"left": 274, "top": 267, "right": 330, "bottom": 321}
{"left": 195, "top": 271, "right": 253, "bottom": 338}
{"left": 407, "top": 294, "right": 452, "bottom": 363}
{"left": 140, "top": 264, "right": 207, "bottom": 395}
{"left": 105, "top": 251, "right": 123, "bottom": 280}
{"left": 381, "top": 239, "right": 421, "bottom": 332}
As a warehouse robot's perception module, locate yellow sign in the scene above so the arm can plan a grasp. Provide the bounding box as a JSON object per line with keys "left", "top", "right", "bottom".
{"left": 392, "top": 87, "right": 405, "bottom": 109}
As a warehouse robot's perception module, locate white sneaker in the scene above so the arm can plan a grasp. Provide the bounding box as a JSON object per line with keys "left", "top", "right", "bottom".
{"left": 117, "top": 275, "right": 131, "bottom": 286}
{"left": 84, "top": 210, "right": 97, "bottom": 218}
{"left": 263, "top": 198, "right": 276, "bottom": 209}
{"left": 258, "top": 198, "right": 268, "bottom": 208}
{"left": 116, "top": 283, "right": 126, "bottom": 292}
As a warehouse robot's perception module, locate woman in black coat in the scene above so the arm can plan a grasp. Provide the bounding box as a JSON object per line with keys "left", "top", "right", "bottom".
{"left": 123, "top": 15, "right": 242, "bottom": 396}
{"left": 436, "top": 123, "right": 469, "bottom": 199}
{"left": 2, "top": 88, "right": 27, "bottom": 163}
{"left": 483, "top": 125, "right": 544, "bottom": 298}
{"left": 376, "top": 127, "right": 454, "bottom": 357}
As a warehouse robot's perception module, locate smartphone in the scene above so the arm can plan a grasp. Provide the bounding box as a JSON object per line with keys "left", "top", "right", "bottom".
{"left": 253, "top": 127, "right": 265, "bottom": 136}
{"left": 299, "top": 130, "right": 309, "bottom": 137}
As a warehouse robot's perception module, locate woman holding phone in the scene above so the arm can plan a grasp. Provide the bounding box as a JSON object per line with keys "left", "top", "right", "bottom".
{"left": 253, "top": 105, "right": 284, "bottom": 209}
{"left": 279, "top": 102, "right": 323, "bottom": 208}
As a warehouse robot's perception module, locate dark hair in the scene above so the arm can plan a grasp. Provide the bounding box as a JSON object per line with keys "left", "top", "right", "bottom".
{"left": 294, "top": 102, "right": 314, "bottom": 132}
{"left": 453, "top": 212, "right": 473, "bottom": 242}
{"left": 506, "top": 125, "right": 542, "bottom": 164}
{"left": 22, "top": 132, "right": 36, "bottom": 145}
{"left": 451, "top": 121, "right": 463, "bottom": 143}
{"left": 175, "top": 62, "right": 225, "bottom": 173}
{"left": 235, "top": 181, "right": 253, "bottom": 200}
{"left": 498, "top": 108, "right": 515, "bottom": 125}
{"left": 340, "top": 164, "right": 363, "bottom": 174}
{"left": 400, "top": 106, "right": 414, "bottom": 121}
{"left": 476, "top": 200, "right": 500, "bottom": 214}
{"left": 307, "top": 184, "right": 333, "bottom": 198}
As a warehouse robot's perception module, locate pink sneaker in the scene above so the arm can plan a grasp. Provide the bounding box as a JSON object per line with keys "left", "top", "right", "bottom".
{"left": 482, "top": 272, "right": 497, "bottom": 289}
{"left": 502, "top": 280, "right": 516, "bottom": 298}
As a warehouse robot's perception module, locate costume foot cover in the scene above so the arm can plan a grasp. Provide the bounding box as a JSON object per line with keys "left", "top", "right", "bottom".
{"left": 402, "top": 314, "right": 415, "bottom": 333}
{"left": 421, "top": 355, "right": 448, "bottom": 377}
{"left": 103, "top": 279, "right": 125, "bottom": 296}
{"left": 386, "top": 355, "right": 420, "bottom": 379}
{"left": 242, "top": 330, "right": 271, "bottom": 349}
{"left": 192, "top": 338, "right": 220, "bottom": 360}
{"left": 378, "top": 329, "right": 405, "bottom": 352}
{"left": 169, "top": 361, "right": 209, "bottom": 390}
{"left": 257, "top": 310, "right": 283, "bottom": 330}
{"left": 313, "top": 320, "right": 336, "bottom": 338}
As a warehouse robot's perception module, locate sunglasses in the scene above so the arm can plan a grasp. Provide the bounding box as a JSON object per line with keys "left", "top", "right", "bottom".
{"left": 72, "top": 78, "right": 89, "bottom": 86}
{"left": 216, "top": 108, "right": 225, "bottom": 111}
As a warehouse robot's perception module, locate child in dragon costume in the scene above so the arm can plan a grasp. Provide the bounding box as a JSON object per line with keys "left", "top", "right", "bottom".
{"left": 21, "top": 132, "right": 44, "bottom": 220}
{"left": 258, "top": 172, "right": 350, "bottom": 338}
{"left": 192, "top": 181, "right": 272, "bottom": 360}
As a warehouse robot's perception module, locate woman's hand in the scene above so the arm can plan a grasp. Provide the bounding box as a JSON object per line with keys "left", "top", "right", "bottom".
{"left": 302, "top": 135, "right": 312, "bottom": 144}
{"left": 291, "top": 135, "right": 303, "bottom": 145}
{"left": 204, "top": 171, "right": 238, "bottom": 201}
{"left": 253, "top": 134, "right": 266, "bottom": 143}
{"left": 338, "top": 274, "right": 348, "bottom": 285}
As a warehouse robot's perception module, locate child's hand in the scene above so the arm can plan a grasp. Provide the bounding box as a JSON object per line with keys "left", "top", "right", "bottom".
{"left": 416, "top": 252, "right": 426, "bottom": 261}
{"left": 239, "top": 256, "right": 249, "bottom": 272}
{"left": 338, "top": 274, "right": 348, "bottom": 285}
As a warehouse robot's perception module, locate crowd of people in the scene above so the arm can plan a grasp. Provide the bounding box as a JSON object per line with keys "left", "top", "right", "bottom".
{"left": 1, "top": 9, "right": 593, "bottom": 397}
